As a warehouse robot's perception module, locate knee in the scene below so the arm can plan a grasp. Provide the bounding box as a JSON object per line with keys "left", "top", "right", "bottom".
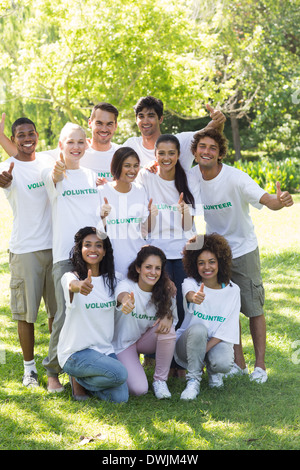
{"left": 208, "top": 344, "right": 234, "bottom": 373}
{"left": 157, "top": 325, "right": 176, "bottom": 342}
{"left": 129, "top": 383, "right": 148, "bottom": 396}
{"left": 187, "top": 323, "right": 208, "bottom": 344}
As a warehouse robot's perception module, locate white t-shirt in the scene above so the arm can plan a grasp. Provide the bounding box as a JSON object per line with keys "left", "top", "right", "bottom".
{"left": 42, "top": 166, "right": 102, "bottom": 264}
{"left": 57, "top": 272, "right": 119, "bottom": 368}
{"left": 37, "top": 148, "right": 59, "bottom": 161}
{"left": 189, "top": 164, "right": 266, "bottom": 258}
{"left": 0, "top": 154, "right": 54, "bottom": 254}
{"left": 80, "top": 143, "right": 121, "bottom": 181}
{"left": 123, "top": 132, "right": 196, "bottom": 172}
{"left": 113, "top": 278, "right": 178, "bottom": 355}
{"left": 99, "top": 182, "right": 149, "bottom": 275}
{"left": 174, "top": 277, "right": 240, "bottom": 367}
{"left": 136, "top": 169, "right": 201, "bottom": 259}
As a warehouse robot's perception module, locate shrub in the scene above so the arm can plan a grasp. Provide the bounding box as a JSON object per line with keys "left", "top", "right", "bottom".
{"left": 231, "top": 157, "right": 300, "bottom": 193}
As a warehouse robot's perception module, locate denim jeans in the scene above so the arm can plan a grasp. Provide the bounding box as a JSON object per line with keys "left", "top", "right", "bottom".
{"left": 63, "top": 348, "right": 129, "bottom": 403}
{"left": 175, "top": 323, "right": 234, "bottom": 382}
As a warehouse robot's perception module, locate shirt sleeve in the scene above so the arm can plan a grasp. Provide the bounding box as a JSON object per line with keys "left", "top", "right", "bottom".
{"left": 237, "top": 170, "right": 266, "bottom": 209}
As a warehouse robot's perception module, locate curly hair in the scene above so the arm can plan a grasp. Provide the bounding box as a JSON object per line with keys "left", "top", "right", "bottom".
{"left": 190, "top": 128, "right": 228, "bottom": 163}
{"left": 127, "top": 245, "right": 173, "bottom": 319}
{"left": 69, "top": 226, "right": 116, "bottom": 295}
{"left": 182, "top": 233, "right": 232, "bottom": 285}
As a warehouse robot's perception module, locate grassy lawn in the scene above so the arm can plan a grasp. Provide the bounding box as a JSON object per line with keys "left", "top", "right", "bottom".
{"left": 0, "top": 190, "right": 299, "bottom": 451}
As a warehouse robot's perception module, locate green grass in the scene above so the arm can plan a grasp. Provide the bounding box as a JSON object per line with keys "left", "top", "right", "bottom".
{"left": 0, "top": 191, "right": 299, "bottom": 451}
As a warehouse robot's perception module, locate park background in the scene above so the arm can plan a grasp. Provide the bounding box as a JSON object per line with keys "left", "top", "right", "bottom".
{"left": 0, "top": 0, "right": 299, "bottom": 451}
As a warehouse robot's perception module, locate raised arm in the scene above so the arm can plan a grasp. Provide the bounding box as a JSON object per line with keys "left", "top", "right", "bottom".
{"left": 0, "top": 113, "right": 18, "bottom": 156}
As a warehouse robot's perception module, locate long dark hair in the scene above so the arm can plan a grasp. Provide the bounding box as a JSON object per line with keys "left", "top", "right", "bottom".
{"left": 155, "top": 134, "right": 195, "bottom": 208}
{"left": 69, "top": 226, "right": 116, "bottom": 295}
{"left": 127, "top": 245, "right": 173, "bottom": 319}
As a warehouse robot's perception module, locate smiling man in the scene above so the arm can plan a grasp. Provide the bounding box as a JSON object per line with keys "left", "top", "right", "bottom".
{"left": 189, "top": 128, "right": 294, "bottom": 384}
{"left": 123, "top": 96, "right": 226, "bottom": 171}
{"left": 80, "top": 102, "right": 121, "bottom": 181}
{"left": 0, "top": 103, "right": 120, "bottom": 181}
{"left": 0, "top": 118, "right": 56, "bottom": 388}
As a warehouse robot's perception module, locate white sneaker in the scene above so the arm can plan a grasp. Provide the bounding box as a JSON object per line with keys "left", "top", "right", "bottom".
{"left": 180, "top": 379, "right": 200, "bottom": 400}
{"left": 249, "top": 367, "right": 268, "bottom": 384}
{"left": 224, "top": 363, "right": 249, "bottom": 378}
{"left": 153, "top": 380, "right": 171, "bottom": 399}
{"left": 22, "top": 371, "right": 39, "bottom": 388}
{"left": 208, "top": 373, "right": 224, "bottom": 388}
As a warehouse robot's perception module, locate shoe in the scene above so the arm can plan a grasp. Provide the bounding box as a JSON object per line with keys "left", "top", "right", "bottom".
{"left": 23, "top": 371, "right": 39, "bottom": 388}
{"left": 249, "top": 367, "right": 268, "bottom": 384}
{"left": 69, "top": 376, "right": 89, "bottom": 401}
{"left": 180, "top": 379, "right": 200, "bottom": 400}
{"left": 153, "top": 380, "right": 171, "bottom": 399}
{"left": 224, "top": 363, "right": 248, "bottom": 378}
{"left": 208, "top": 373, "right": 224, "bottom": 388}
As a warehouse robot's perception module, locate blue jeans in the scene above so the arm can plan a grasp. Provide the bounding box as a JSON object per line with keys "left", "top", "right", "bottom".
{"left": 63, "top": 348, "right": 129, "bottom": 403}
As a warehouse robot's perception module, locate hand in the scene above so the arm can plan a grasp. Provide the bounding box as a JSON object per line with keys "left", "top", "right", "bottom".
{"left": 79, "top": 269, "right": 93, "bottom": 296}
{"left": 0, "top": 162, "right": 14, "bottom": 188}
{"left": 121, "top": 292, "right": 135, "bottom": 315}
{"left": 144, "top": 160, "right": 159, "bottom": 174}
{"left": 206, "top": 104, "right": 226, "bottom": 128}
{"left": 148, "top": 198, "right": 158, "bottom": 217}
{"left": 101, "top": 197, "right": 111, "bottom": 218}
{"left": 177, "top": 192, "right": 190, "bottom": 216}
{"left": 96, "top": 177, "right": 108, "bottom": 186}
{"left": 52, "top": 152, "right": 66, "bottom": 182}
{"left": 276, "top": 182, "right": 294, "bottom": 207}
{"left": 192, "top": 283, "right": 205, "bottom": 305}
{"left": 153, "top": 315, "right": 173, "bottom": 334}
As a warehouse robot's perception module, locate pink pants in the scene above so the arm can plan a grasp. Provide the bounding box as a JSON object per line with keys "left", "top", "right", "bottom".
{"left": 117, "top": 323, "right": 176, "bottom": 396}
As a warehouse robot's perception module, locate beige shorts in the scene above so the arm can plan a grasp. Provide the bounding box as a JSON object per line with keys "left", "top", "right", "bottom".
{"left": 9, "top": 249, "right": 56, "bottom": 323}
{"left": 231, "top": 247, "right": 265, "bottom": 318}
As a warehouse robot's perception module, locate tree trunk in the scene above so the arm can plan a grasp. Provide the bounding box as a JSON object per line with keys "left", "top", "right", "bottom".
{"left": 230, "top": 114, "right": 242, "bottom": 161}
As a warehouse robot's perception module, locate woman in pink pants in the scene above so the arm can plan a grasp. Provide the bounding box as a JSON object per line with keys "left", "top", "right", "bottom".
{"left": 113, "top": 245, "right": 177, "bottom": 399}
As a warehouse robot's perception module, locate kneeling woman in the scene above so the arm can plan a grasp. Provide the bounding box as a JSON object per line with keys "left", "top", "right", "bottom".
{"left": 57, "top": 226, "right": 128, "bottom": 403}
{"left": 114, "top": 245, "right": 177, "bottom": 399}
{"left": 175, "top": 233, "right": 240, "bottom": 400}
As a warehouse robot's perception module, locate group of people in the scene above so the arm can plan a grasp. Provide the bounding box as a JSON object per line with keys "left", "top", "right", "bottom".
{"left": 0, "top": 96, "right": 294, "bottom": 402}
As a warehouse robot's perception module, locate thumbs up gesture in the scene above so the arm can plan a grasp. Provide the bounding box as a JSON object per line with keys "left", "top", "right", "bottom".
{"left": 276, "top": 181, "right": 294, "bottom": 207}
{"left": 206, "top": 103, "right": 226, "bottom": 128}
{"left": 101, "top": 197, "right": 111, "bottom": 218}
{"left": 79, "top": 269, "right": 94, "bottom": 296}
{"left": 192, "top": 283, "right": 205, "bottom": 305}
{"left": 0, "top": 161, "right": 14, "bottom": 188}
{"left": 52, "top": 152, "right": 67, "bottom": 183}
{"left": 121, "top": 291, "right": 135, "bottom": 315}
{"left": 177, "top": 192, "right": 190, "bottom": 216}
{"left": 148, "top": 198, "right": 158, "bottom": 218}
{"left": 177, "top": 192, "right": 185, "bottom": 213}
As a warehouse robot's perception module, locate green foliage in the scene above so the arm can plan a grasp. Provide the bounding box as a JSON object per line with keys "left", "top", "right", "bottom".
{"left": 0, "top": 0, "right": 299, "bottom": 157}
{"left": 232, "top": 157, "right": 300, "bottom": 193}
